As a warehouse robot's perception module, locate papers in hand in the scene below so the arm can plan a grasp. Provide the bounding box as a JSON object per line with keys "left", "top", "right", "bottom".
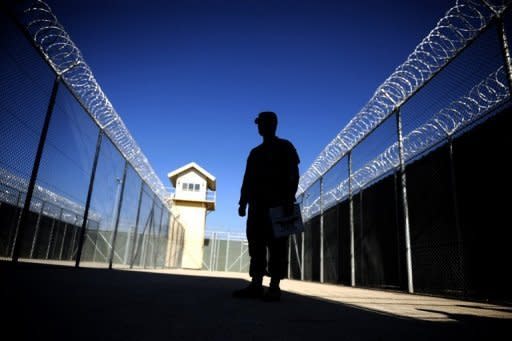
{"left": 269, "top": 203, "right": 304, "bottom": 238}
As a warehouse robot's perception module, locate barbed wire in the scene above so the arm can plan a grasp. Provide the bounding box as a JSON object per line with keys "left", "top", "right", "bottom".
{"left": 301, "top": 65, "right": 509, "bottom": 219}
{"left": 0, "top": 167, "right": 102, "bottom": 223}
{"left": 15, "top": 0, "right": 169, "bottom": 205}
{"left": 297, "top": 0, "right": 504, "bottom": 196}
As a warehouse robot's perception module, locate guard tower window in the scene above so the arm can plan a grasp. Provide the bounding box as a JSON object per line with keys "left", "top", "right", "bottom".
{"left": 182, "top": 182, "right": 201, "bottom": 192}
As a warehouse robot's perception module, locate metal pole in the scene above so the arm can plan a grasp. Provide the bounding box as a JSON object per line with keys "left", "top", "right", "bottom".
{"left": 396, "top": 109, "right": 414, "bottom": 293}
{"left": 12, "top": 76, "right": 60, "bottom": 262}
{"left": 153, "top": 203, "right": 164, "bottom": 268}
{"left": 142, "top": 203, "right": 155, "bottom": 269}
{"left": 497, "top": 17, "right": 512, "bottom": 94}
{"left": 75, "top": 130, "right": 103, "bottom": 268}
{"left": 478, "top": 0, "right": 512, "bottom": 91}
{"left": 448, "top": 137, "right": 465, "bottom": 293}
{"left": 225, "top": 232, "right": 230, "bottom": 272}
{"left": 130, "top": 182, "right": 145, "bottom": 268}
{"left": 336, "top": 201, "right": 340, "bottom": 284}
{"left": 45, "top": 220, "right": 56, "bottom": 259}
{"left": 209, "top": 232, "right": 215, "bottom": 271}
{"left": 167, "top": 220, "right": 175, "bottom": 267}
{"left": 92, "top": 223, "right": 100, "bottom": 263}
{"left": 46, "top": 208, "right": 62, "bottom": 259}
{"left": 215, "top": 233, "right": 221, "bottom": 272}
{"left": 5, "top": 191, "right": 22, "bottom": 256}
{"left": 108, "top": 161, "right": 128, "bottom": 269}
{"left": 69, "top": 217, "right": 79, "bottom": 261}
{"left": 239, "top": 238, "right": 243, "bottom": 272}
{"left": 59, "top": 222, "right": 68, "bottom": 260}
{"left": 287, "top": 235, "right": 291, "bottom": 278}
{"left": 124, "top": 227, "right": 131, "bottom": 264}
{"left": 300, "top": 230, "right": 305, "bottom": 281}
{"left": 348, "top": 151, "right": 356, "bottom": 287}
{"left": 29, "top": 202, "right": 45, "bottom": 258}
{"left": 319, "top": 177, "right": 325, "bottom": 283}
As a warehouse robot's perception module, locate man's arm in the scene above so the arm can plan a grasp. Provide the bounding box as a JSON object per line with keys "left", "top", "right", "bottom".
{"left": 239, "top": 152, "right": 252, "bottom": 217}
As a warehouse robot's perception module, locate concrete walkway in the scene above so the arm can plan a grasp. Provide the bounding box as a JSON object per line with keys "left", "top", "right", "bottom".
{"left": 1, "top": 261, "right": 511, "bottom": 340}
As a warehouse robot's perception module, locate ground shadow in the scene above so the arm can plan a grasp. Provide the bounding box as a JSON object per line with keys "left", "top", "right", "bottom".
{"left": 1, "top": 261, "right": 509, "bottom": 340}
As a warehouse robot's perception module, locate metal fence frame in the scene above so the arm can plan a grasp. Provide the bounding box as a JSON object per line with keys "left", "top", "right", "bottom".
{"left": 293, "top": 1, "right": 512, "bottom": 300}
{"left": 0, "top": 2, "right": 183, "bottom": 269}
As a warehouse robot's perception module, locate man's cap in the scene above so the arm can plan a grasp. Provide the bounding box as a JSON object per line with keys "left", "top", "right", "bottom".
{"left": 254, "top": 111, "right": 278, "bottom": 124}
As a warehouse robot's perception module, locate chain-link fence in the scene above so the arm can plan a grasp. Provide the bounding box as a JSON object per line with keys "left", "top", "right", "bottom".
{"left": 203, "top": 231, "right": 250, "bottom": 273}
{"left": 294, "top": 0, "right": 512, "bottom": 303}
{"left": 0, "top": 2, "right": 184, "bottom": 269}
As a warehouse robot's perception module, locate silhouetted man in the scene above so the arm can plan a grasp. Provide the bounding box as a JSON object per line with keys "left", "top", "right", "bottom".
{"left": 233, "top": 111, "right": 300, "bottom": 302}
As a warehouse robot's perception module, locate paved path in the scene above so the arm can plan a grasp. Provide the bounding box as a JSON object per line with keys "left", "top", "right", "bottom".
{"left": 1, "top": 261, "right": 511, "bottom": 340}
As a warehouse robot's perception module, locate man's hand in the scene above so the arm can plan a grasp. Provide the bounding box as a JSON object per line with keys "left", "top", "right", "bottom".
{"left": 238, "top": 204, "right": 247, "bottom": 217}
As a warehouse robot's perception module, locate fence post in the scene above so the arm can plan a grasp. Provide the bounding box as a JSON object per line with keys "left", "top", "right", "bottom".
{"left": 75, "top": 130, "right": 103, "bottom": 268}
{"left": 142, "top": 200, "right": 155, "bottom": 269}
{"left": 448, "top": 137, "right": 466, "bottom": 293}
{"left": 108, "top": 160, "right": 128, "bottom": 269}
{"left": 12, "top": 76, "right": 60, "bottom": 262}
{"left": 225, "top": 232, "right": 230, "bottom": 272}
{"left": 492, "top": 4, "right": 512, "bottom": 92}
{"left": 396, "top": 109, "right": 414, "bottom": 293}
{"left": 29, "top": 201, "right": 45, "bottom": 258}
{"left": 45, "top": 208, "right": 62, "bottom": 259}
{"left": 69, "top": 215, "right": 79, "bottom": 260}
{"left": 210, "top": 232, "right": 215, "bottom": 271}
{"left": 239, "top": 238, "right": 243, "bottom": 272}
{"left": 5, "top": 191, "right": 22, "bottom": 256}
{"left": 287, "top": 235, "right": 291, "bottom": 278}
{"left": 153, "top": 204, "right": 164, "bottom": 268}
{"left": 319, "top": 177, "right": 325, "bottom": 283}
{"left": 58, "top": 221, "right": 68, "bottom": 260}
{"left": 130, "top": 182, "right": 145, "bottom": 268}
{"left": 348, "top": 151, "right": 356, "bottom": 287}
{"left": 300, "top": 228, "right": 305, "bottom": 281}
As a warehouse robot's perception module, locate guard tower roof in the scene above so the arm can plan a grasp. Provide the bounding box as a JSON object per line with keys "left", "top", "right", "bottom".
{"left": 167, "top": 162, "right": 216, "bottom": 191}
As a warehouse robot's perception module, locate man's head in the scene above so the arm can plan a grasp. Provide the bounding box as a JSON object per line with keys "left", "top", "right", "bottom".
{"left": 255, "top": 111, "right": 278, "bottom": 138}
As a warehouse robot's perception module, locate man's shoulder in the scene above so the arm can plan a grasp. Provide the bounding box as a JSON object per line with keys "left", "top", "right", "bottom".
{"left": 276, "top": 137, "right": 297, "bottom": 151}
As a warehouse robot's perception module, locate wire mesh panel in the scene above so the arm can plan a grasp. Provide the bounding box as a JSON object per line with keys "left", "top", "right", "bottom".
{"left": 353, "top": 191, "right": 363, "bottom": 285}
{"left": 302, "top": 216, "right": 320, "bottom": 282}
{"left": 130, "top": 185, "right": 154, "bottom": 268}
{"left": 111, "top": 165, "right": 141, "bottom": 269}
{"left": 289, "top": 232, "right": 302, "bottom": 280}
{"left": 203, "top": 232, "right": 249, "bottom": 273}
{"left": 302, "top": 180, "right": 321, "bottom": 221}
{"left": 156, "top": 210, "right": 170, "bottom": 267}
{"left": 20, "top": 83, "right": 99, "bottom": 263}
{"left": 302, "top": 220, "right": 312, "bottom": 281}
{"left": 351, "top": 113, "right": 398, "bottom": 194}
{"left": 0, "top": 10, "right": 56, "bottom": 259}
{"left": 406, "top": 144, "right": 463, "bottom": 296}
{"left": 453, "top": 106, "right": 512, "bottom": 302}
{"left": 401, "top": 21, "right": 508, "bottom": 164}
{"left": 322, "top": 157, "right": 349, "bottom": 212}
{"left": 337, "top": 200, "right": 351, "bottom": 285}
{"left": 1, "top": 2, "right": 177, "bottom": 270}
{"left": 323, "top": 204, "right": 339, "bottom": 284}
{"left": 357, "top": 174, "right": 402, "bottom": 289}
{"left": 167, "top": 216, "right": 185, "bottom": 268}
{"left": 80, "top": 136, "right": 125, "bottom": 268}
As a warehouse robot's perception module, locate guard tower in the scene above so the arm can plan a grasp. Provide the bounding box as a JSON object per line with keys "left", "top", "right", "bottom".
{"left": 167, "top": 162, "right": 216, "bottom": 269}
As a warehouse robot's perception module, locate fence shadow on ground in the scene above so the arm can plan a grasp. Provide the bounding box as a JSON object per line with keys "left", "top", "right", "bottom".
{"left": 1, "top": 261, "right": 510, "bottom": 341}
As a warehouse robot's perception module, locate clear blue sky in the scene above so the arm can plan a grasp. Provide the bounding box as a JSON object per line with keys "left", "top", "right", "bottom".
{"left": 47, "top": 0, "right": 451, "bottom": 233}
